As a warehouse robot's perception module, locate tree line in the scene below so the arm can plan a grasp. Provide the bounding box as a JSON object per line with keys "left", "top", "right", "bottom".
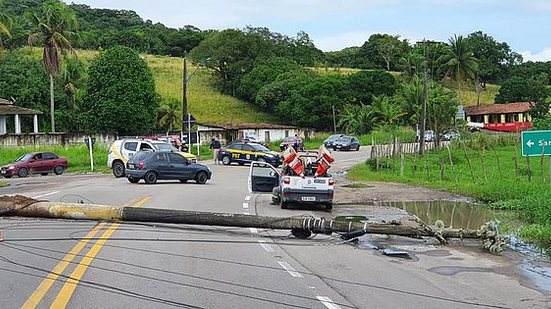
{"left": 0, "top": 0, "right": 549, "bottom": 136}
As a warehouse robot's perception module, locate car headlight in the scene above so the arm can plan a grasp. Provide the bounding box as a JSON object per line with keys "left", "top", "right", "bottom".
{"left": 8, "top": 166, "right": 14, "bottom": 170}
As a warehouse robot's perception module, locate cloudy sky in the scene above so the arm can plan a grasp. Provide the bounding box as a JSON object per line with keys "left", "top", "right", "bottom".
{"left": 69, "top": 0, "right": 551, "bottom": 61}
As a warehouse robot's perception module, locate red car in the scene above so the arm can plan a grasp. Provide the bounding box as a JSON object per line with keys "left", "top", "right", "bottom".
{"left": 0, "top": 152, "right": 68, "bottom": 178}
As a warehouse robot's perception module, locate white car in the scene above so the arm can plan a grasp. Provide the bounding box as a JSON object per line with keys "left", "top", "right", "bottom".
{"left": 108, "top": 139, "right": 197, "bottom": 178}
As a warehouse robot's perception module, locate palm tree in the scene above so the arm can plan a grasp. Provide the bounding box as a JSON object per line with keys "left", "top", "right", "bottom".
{"left": 27, "top": 0, "right": 78, "bottom": 133}
{"left": 159, "top": 98, "right": 182, "bottom": 134}
{"left": 0, "top": 0, "right": 12, "bottom": 51}
{"left": 396, "top": 76, "right": 424, "bottom": 125}
{"left": 371, "top": 95, "right": 403, "bottom": 126}
{"left": 437, "top": 34, "right": 478, "bottom": 105}
{"left": 338, "top": 104, "right": 373, "bottom": 135}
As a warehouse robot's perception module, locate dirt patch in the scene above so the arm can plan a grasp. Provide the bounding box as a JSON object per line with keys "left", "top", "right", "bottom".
{"left": 334, "top": 177, "right": 473, "bottom": 205}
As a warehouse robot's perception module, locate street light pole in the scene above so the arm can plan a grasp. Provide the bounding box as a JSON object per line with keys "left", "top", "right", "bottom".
{"left": 419, "top": 40, "right": 428, "bottom": 155}
{"left": 182, "top": 53, "right": 188, "bottom": 151}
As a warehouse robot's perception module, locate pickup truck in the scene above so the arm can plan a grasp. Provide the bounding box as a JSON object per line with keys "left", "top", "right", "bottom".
{"left": 248, "top": 152, "right": 334, "bottom": 211}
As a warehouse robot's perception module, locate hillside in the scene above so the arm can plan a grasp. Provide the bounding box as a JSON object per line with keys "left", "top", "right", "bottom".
{"left": 145, "top": 55, "right": 277, "bottom": 124}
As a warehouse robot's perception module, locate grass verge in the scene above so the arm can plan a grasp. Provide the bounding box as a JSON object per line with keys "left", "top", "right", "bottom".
{"left": 348, "top": 134, "right": 551, "bottom": 251}
{"left": 0, "top": 145, "right": 111, "bottom": 174}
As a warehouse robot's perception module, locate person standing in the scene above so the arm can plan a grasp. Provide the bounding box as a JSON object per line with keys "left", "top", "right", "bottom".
{"left": 210, "top": 137, "right": 222, "bottom": 164}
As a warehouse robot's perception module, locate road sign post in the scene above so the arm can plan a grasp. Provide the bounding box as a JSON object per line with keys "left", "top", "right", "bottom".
{"left": 84, "top": 137, "right": 96, "bottom": 172}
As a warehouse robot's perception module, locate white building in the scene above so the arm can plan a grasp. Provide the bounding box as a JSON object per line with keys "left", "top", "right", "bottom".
{"left": 197, "top": 122, "right": 313, "bottom": 144}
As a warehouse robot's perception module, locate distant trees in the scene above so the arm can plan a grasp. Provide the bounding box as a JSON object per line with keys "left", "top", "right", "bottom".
{"left": 158, "top": 97, "right": 181, "bottom": 133}
{"left": 82, "top": 46, "right": 160, "bottom": 135}
{"left": 347, "top": 70, "right": 398, "bottom": 105}
{"left": 0, "top": 0, "right": 12, "bottom": 51}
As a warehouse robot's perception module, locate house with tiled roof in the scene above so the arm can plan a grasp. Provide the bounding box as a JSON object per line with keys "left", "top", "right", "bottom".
{"left": 464, "top": 102, "right": 533, "bottom": 132}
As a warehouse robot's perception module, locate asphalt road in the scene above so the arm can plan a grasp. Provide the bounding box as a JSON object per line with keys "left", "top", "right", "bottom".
{"left": 0, "top": 147, "right": 549, "bottom": 309}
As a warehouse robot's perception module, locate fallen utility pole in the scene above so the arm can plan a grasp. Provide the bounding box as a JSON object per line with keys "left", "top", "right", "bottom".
{"left": 0, "top": 195, "right": 506, "bottom": 253}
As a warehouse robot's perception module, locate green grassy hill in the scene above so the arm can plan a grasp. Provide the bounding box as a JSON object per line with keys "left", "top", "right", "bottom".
{"left": 146, "top": 55, "right": 276, "bottom": 124}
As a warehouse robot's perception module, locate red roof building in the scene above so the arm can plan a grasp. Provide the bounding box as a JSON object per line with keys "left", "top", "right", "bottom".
{"left": 464, "top": 102, "right": 533, "bottom": 132}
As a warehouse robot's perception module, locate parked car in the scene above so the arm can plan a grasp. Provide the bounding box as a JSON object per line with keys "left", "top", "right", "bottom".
{"left": 279, "top": 136, "right": 304, "bottom": 151}
{"left": 218, "top": 141, "right": 282, "bottom": 167}
{"left": 441, "top": 130, "right": 460, "bottom": 141}
{"left": 125, "top": 151, "right": 211, "bottom": 184}
{"left": 1, "top": 152, "right": 68, "bottom": 178}
{"left": 108, "top": 139, "right": 197, "bottom": 178}
{"left": 323, "top": 134, "right": 344, "bottom": 149}
{"left": 416, "top": 130, "right": 435, "bottom": 142}
{"left": 332, "top": 136, "right": 360, "bottom": 151}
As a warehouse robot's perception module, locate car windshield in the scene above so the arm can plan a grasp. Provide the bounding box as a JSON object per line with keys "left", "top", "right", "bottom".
{"left": 153, "top": 142, "right": 178, "bottom": 151}
{"left": 326, "top": 134, "right": 342, "bottom": 142}
{"left": 283, "top": 137, "right": 295, "bottom": 142}
{"left": 337, "top": 137, "right": 351, "bottom": 142}
{"left": 250, "top": 144, "right": 270, "bottom": 152}
{"left": 16, "top": 154, "right": 33, "bottom": 162}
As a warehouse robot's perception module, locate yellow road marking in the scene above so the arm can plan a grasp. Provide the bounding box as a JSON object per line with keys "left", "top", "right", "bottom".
{"left": 50, "top": 196, "right": 150, "bottom": 308}
{"left": 21, "top": 223, "right": 106, "bottom": 309}
{"left": 20, "top": 196, "right": 150, "bottom": 309}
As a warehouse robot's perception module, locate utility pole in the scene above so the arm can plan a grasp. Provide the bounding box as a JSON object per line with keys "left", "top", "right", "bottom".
{"left": 419, "top": 40, "right": 428, "bottom": 155}
{"left": 332, "top": 105, "right": 337, "bottom": 133}
{"left": 182, "top": 52, "right": 188, "bottom": 150}
{"left": 0, "top": 195, "right": 507, "bottom": 253}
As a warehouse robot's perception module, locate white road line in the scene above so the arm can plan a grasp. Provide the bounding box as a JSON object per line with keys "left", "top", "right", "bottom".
{"left": 257, "top": 240, "right": 275, "bottom": 252}
{"left": 277, "top": 261, "right": 303, "bottom": 278}
{"left": 242, "top": 202, "right": 249, "bottom": 209}
{"left": 249, "top": 228, "right": 258, "bottom": 234}
{"left": 243, "top": 212, "right": 250, "bottom": 215}
{"left": 244, "top": 195, "right": 251, "bottom": 201}
{"left": 31, "top": 191, "right": 60, "bottom": 199}
{"left": 316, "top": 296, "right": 341, "bottom": 309}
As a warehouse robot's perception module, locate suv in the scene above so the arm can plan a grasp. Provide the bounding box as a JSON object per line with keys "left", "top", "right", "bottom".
{"left": 108, "top": 139, "right": 197, "bottom": 178}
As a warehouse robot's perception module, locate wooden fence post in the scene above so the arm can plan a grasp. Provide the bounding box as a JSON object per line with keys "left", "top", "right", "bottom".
{"left": 439, "top": 158, "right": 445, "bottom": 181}
{"left": 526, "top": 156, "right": 532, "bottom": 183}
{"left": 480, "top": 148, "right": 488, "bottom": 182}
{"left": 513, "top": 150, "right": 520, "bottom": 181}
{"left": 462, "top": 142, "right": 475, "bottom": 180}
{"left": 400, "top": 153, "right": 405, "bottom": 176}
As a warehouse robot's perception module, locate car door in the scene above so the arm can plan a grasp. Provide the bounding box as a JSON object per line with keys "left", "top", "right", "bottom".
{"left": 248, "top": 162, "right": 279, "bottom": 193}
{"left": 152, "top": 153, "right": 170, "bottom": 178}
{"left": 41, "top": 152, "right": 58, "bottom": 171}
{"left": 241, "top": 144, "right": 256, "bottom": 162}
{"left": 28, "top": 153, "right": 45, "bottom": 173}
{"left": 229, "top": 143, "right": 243, "bottom": 163}
{"left": 168, "top": 153, "right": 191, "bottom": 179}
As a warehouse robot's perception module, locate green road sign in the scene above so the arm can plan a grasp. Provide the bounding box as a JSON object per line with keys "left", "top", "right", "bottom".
{"left": 521, "top": 130, "right": 551, "bottom": 156}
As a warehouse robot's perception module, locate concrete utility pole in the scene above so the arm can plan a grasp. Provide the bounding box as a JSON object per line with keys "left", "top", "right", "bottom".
{"left": 182, "top": 52, "right": 189, "bottom": 151}
{"left": 419, "top": 40, "right": 429, "bottom": 155}
{"left": 0, "top": 195, "right": 505, "bottom": 253}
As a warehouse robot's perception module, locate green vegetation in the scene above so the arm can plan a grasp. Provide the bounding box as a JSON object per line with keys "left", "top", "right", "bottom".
{"left": 0, "top": 145, "right": 110, "bottom": 173}
{"left": 348, "top": 134, "right": 551, "bottom": 250}
{"left": 82, "top": 46, "right": 160, "bottom": 135}
{"left": 0, "top": 181, "right": 9, "bottom": 187}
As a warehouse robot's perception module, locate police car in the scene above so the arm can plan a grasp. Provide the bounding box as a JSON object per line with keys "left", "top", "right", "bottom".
{"left": 217, "top": 141, "right": 282, "bottom": 167}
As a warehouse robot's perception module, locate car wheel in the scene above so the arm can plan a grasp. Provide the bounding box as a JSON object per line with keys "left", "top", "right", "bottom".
{"left": 128, "top": 176, "right": 140, "bottom": 183}
{"left": 257, "top": 157, "right": 266, "bottom": 163}
{"left": 179, "top": 179, "right": 188, "bottom": 183}
{"left": 281, "top": 201, "right": 288, "bottom": 209}
{"left": 325, "top": 203, "right": 333, "bottom": 211}
{"left": 54, "top": 165, "right": 64, "bottom": 175}
{"left": 112, "top": 161, "right": 125, "bottom": 178}
{"left": 41, "top": 173, "right": 48, "bottom": 176}
{"left": 333, "top": 147, "right": 337, "bottom": 151}
{"left": 195, "top": 171, "right": 208, "bottom": 184}
{"left": 222, "top": 155, "right": 231, "bottom": 165}
{"left": 238, "top": 162, "right": 245, "bottom": 166}
{"left": 356, "top": 145, "right": 360, "bottom": 151}
{"left": 17, "top": 167, "right": 28, "bottom": 178}
{"left": 144, "top": 171, "right": 158, "bottom": 184}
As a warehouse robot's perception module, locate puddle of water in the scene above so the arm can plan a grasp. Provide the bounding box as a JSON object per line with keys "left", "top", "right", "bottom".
{"left": 380, "top": 200, "right": 494, "bottom": 230}
{"left": 520, "top": 263, "right": 551, "bottom": 293}
{"left": 428, "top": 266, "right": 492, "bottom": 276}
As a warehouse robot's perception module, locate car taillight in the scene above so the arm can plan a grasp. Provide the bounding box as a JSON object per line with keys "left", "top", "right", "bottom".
{"left": 138, "top": 162, "right": 145, "bottom": 169}
{"left": 283, "top": 177, "right": 291, "bottom": 185}
{"left": 328, "top": 179, "right": 335, "bottom": 186}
